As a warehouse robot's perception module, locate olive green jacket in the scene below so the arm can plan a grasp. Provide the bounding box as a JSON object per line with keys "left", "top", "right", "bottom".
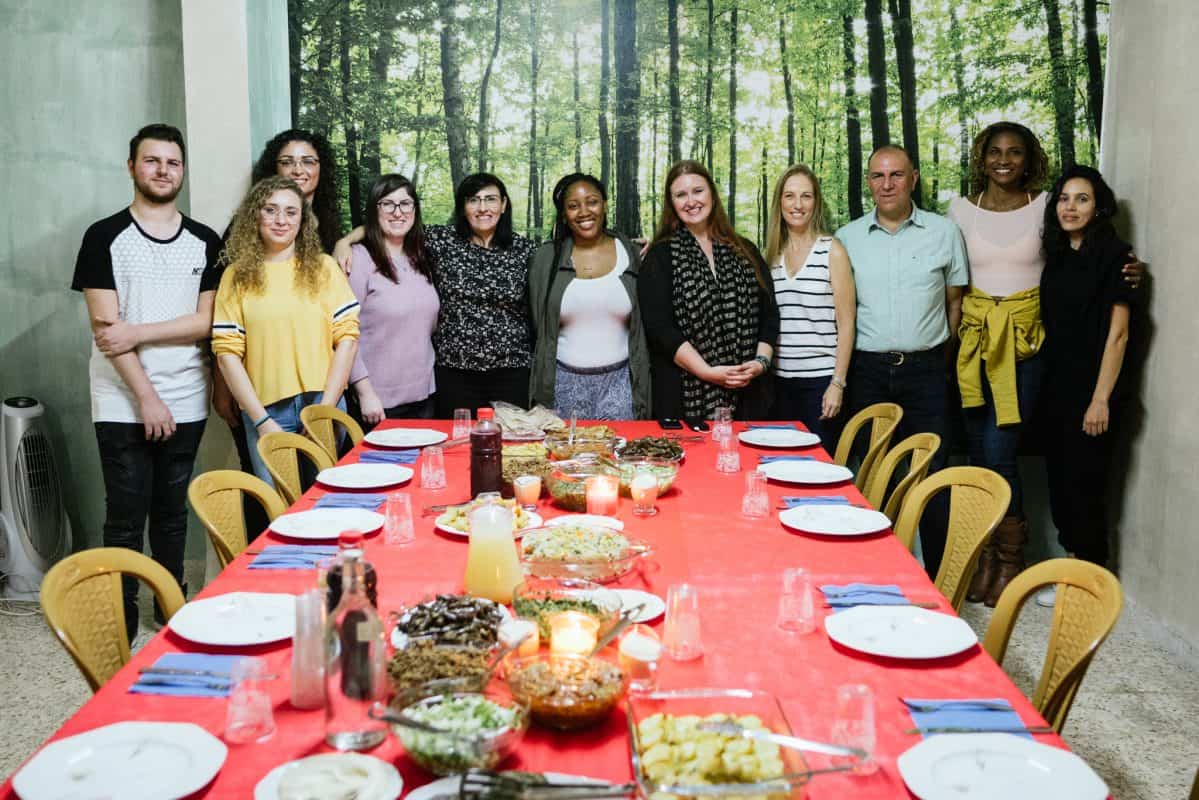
{"left": 527, "top": 233, "right": 652, "bottom": 419}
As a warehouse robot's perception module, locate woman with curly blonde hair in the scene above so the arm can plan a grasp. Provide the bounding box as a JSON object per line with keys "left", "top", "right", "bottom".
{"left": 212, "top": 176, "right": 359, "bottom": 485}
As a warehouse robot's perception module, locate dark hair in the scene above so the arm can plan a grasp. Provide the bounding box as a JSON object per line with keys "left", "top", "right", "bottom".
{"left": 361, "top": 174, "right": 432, "bottom": 284}
{"left": 969, "top": 121, "right": 1050, "bottom": 196}
{"left": 1042, "top": 164, "right": 1119, "bottom": 261}
{"left": 550, "top": 173, "right": 609, "bottom": 244}
{"left": 252, "top": 129, "right": 342, "bottom": 253}
{"left": 651, "top": 160, "right": 759, "bottom": 277}
{"left": 129, "top": 123, "right": 186, "bottom": 163}
{"left": 452, "top": 172, "right": 514, "bottom": 249}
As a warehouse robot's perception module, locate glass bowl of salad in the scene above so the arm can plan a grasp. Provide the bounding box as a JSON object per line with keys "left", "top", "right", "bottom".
{"left": 518, "top": 523, "right": 653, "bottom": 583}
{"left": 389, "top": 689, "right": 528, "bottom": 775}
{"left": 614, "top": 457, "right": 680, "bottom": 498}
{"left": 512, "top": 577, "right": 622, "bottom": 640}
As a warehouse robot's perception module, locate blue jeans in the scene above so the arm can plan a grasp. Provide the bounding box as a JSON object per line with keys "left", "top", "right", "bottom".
{"left": 242, "top": 391, "right": 345, "bottom": 487}
{"left": 963, "top": 355, "right": 1044, "bottom": 517}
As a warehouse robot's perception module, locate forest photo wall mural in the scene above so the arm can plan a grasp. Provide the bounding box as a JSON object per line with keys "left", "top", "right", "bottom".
{"left": 287, "top": 0, "right": 1108, "bottom": 242}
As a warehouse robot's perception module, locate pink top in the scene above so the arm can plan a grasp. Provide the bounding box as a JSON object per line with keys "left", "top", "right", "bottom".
{"left": 947, "top": 192, "right": 1048, "bottom": 297}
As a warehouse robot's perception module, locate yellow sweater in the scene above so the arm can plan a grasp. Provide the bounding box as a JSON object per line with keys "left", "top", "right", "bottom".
{"left": 213, "top": 254, "right": 359, "bottom": 407}
{"left": 956, "top": 286, "right": 1044, "bottom": 426}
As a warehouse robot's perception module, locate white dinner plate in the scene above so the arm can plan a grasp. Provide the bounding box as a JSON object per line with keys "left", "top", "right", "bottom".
{"left": 897, "top": 733, "right": 1108, "bottom": 800}
{"left": 255, "top": 753, "right": 402, "bottom": 800}
{"left": 611, "top": 589, "right": 666, "bottom": 622}
{"left": 778, "top": 505, "right": 891, "bottom": 537}
{"left": 545, "top": 514, "right": 625, "bottom": 531}
{"left": 434, "top": 511, "right": 543, "bottom": 538}
{"left": 738, "top": 428, "right": 822, "bottom": 448}
{"left": 404, "top": 773, "right": 604, "bottom": 800}
{"left": 316, "top": 463, "right": 413, "bottom": 490}
{"left": 824, "top": 605, "right": 978, "bottom": 659}
{"left": 362, "top": 427, "right": 447, "bottom": 449}
{"left": 759, "top": 460, "right": 854, "bottom": 485}
{"left": 12, "top": 721, "right": 227, "bottom": 800}
{"left": 269, "top": 508, "right": 384, "bottom": 540}
{"left": 168, "top": 592, "right": 296, "bottom": 646}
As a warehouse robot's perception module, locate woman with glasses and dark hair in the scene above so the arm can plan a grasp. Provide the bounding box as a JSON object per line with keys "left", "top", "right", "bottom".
{"left": 251, "top": 129, "right": 343, "bottom": 253}
{"left": 527, "top": 173, "right": 651, "bottom": 419}
{"left": 345, "top": 174, "right": 439, "bottom": 426}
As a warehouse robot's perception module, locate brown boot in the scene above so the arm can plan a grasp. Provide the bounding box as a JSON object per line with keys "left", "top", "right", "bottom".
{"left": 966, "top": 542, "right": 998, "bottom": 603}
{"left": 984, "top": 515, "right": 1028, "bottom": 607}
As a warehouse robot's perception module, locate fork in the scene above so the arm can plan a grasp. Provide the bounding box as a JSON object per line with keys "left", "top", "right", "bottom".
{"left": 422, "top": 500, "right": 469, "bottom": 517}
{"left": 458, "top": 770, "right": 636, "bottom": 799}
{"left": 902, "top": 700, "right": 1015, "bottom": 712}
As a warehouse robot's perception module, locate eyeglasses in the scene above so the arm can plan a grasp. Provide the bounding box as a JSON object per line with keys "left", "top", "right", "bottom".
{"left": 465, "top": 194, "right": 503, "bottom": 209}
{"left": 260, "top": 206, "right": 300, "bottom": 222}
{"left": 277, "top": 157, "right": 320, "bottom": 170}
{"left": 378, "top": 199, "right": 415, "bottom": 215}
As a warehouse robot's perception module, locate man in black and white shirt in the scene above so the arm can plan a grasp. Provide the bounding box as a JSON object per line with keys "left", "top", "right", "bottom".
{"left": 71, "top": 123, "right": 222, "bottom": 640}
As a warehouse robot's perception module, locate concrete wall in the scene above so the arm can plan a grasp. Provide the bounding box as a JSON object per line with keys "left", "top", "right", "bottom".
{"left": 1102, "top": 0, "right": 1199, "bottom": 650}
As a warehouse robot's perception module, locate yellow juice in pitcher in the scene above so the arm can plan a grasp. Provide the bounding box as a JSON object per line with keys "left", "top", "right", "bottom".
{"left": 463, "top": 497, "right": 523, "bottom": 604}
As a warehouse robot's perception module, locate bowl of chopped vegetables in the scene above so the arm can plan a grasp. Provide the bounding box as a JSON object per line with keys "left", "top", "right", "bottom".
{"left": 390, "top": 689, "right": 529, "bottom": 776}
{"left": 544, "top": 431, "right": 622, "bottom": 461}
{"left": 507, "top": 653, "right": 628, "bottom": 730}
{"left": 617, "top": 436, "right": 685, "bottom": 462}
{"left": 512, "top": 578, "right": 622, "bottom": 640}
{"left": 544, "top": 456, "right": 621, "bottom": 512}
{"left": 614, "top": 457, "right": 680, "bottom": 498}
{"left": 519, "top": 523, "right": 653, "bottom": 583}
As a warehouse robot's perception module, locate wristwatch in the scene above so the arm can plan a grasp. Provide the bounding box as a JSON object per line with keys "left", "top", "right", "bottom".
{"left": 753, "top": 355, "right": 771, "bottom": 374}
{"left": 830, "top": 376, "right": 847, "bottom": 390}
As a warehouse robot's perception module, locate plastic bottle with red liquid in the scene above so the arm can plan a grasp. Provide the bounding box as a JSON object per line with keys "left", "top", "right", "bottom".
{"left": 470, "top": 407, "right": 503, "bottom": 498}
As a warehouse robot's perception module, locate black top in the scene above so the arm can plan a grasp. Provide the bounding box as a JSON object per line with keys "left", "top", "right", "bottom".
{"left": 1040, "top": 235, "right": 1136, "bottom": 416}
{"left": 639, "top": 235, "right": 780, "bottom": 419}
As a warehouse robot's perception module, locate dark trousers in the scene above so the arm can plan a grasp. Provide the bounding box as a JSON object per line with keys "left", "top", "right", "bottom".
{"left": 434, "top": 365, "right": 530, "bottom": 418}
{"left": 95, "top": 420, "right": 206, "bottom": 641}
{"left": 773, "top": 375, "right": 835, "bottom": 442}
{"left": 848, "top": 346, "right": 951, "bottom": 578}
{"left": 349, "top": 392, "right": 436, "bottom": 433}
{"left": 963, "top": 355, "right": 1045, "bottom": 517}
{"left": 1043, "top": 403, "right": 1116, "bottom": 565}
{"left": 229, "top": 420, "right": 271, "bottom": 544}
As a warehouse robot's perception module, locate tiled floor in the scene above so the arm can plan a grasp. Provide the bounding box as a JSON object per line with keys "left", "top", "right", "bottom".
{"left": 2, "top": 559, "right": 1196, "bottom": 797}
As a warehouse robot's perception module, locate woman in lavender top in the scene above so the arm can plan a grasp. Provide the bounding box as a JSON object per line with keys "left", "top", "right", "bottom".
{"left": 347, "top": 174, "right": 439, "bottom": 426}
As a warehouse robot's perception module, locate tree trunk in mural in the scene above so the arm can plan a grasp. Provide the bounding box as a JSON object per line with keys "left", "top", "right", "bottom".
{"left": 437, "top": 0, "right": 470, "bottom": 189}
{"left": 1083, "top": 0, "right": 1103, "bottom": 141}
{"left": 864, "top": 0, "right": 890, "bottom": 149}
{"left": 703, "top": 0, "right": 715, "bottom": 173}
{"left": 1042, "top": 0, "right": 1075, "bottom": 167}
{"left": 477, "top": 0, "right": 503, "bottom": 172}
{"left": 527, "top": 0, "right": 541, "bottom": 235}
{"left": 779, "top": 18, "right": 796, "bottom": 165}
{"left": 312, "top": 4, "right": 336, "bottom": 136}
{"left": 598, "top": 0, "right": 612, "bottom": 191}
{"left": 758, "top": 145, "right": 768, "bottom": 244}
{"left": 727, "top": 6, "right": 739, "bottom": 222}
{"left": 613, "top": 0, "right": 641, "bottom": 236}
{"left": 948, "top": 4, "right": 969, "bottom": 197}
{"left": 338, "top": 1, "right": 362, "bottom": 226}
{"left": 360, "top": 0, "right": 398, "bottom": 186}
{"left": 288, "top": 0, "right": 301, "bottom": 128}
{"left": 668, "top": 0, "right": 682, "bottom": 165}
{"left": 573, "top": 31, "right": 582, "bottom": 171}
{"left": 842, "top": 13, "right": 864, "bottom": 220}
{"left": 888, "top": 0, "right": 921, "bottom": 205}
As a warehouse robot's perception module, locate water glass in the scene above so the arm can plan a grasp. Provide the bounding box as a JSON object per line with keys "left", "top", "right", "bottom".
{"left": 420, "top": 445, "right": 447, "bottom": 490}
{"left": 619, "top": 624, "right": 662, "bottom": 692}
{"left": 740, "top": 469, "right": 770, "bottom": 518}
{"left": 630, "top": 468, "right": 659, "bottom": 516}
{"left": 662, "top": 583, "right": 703, "bottom": 661}
{"left": 712, "top": 406, "right": 734, "bottom": 443}
{"left": 715, "top": 432, "right": 741, "bottom": 473}
{"left": 513, "top": 474, "right": 541, "bottom": 510}
{"left": 383, "top": 492, "right": 415, "bottom": 546}
{"left": 224, "top": 657, "right": 275, "bottom": 744}
{"left": 452, "top": 408, "right": 472, "bottom": 439}
{"left": 777, "top": 567, "right": 816, "bottom": 634}
{"left": 831, "top": 684, "right": 878, "bottom": 775}
{"left": 290, "top": 589, "right": 325, "bottom": 710}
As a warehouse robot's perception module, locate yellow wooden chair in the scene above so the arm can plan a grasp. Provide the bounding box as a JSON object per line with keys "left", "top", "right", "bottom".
{"left": 256, "top": 431, "right": 335, "bottom": 505}
{"left": 40, "top": 548, "right": 186, "bottom": 691}
{"left": 862, "top": 432, "right": 941, "bottom": 521}
{"left": 832, "top": 402, "right": 903, "bottom": 491}
{"left": 893, "top": 466, "right": 1010, "bottom": 612}
{"left": 982, "top": 558, "right": 1123, "bottom": 733}
{"left": 300, "top": 404, "right": 363, "bottom": 462}
{"left": 188, "top": 470, "right": 288, "bottom": 568}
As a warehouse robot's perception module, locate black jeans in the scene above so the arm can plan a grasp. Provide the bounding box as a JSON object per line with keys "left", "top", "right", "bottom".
{"left": 773, "top": 375, "right": 835, "bottom": 442}
{"left": 848, "top": 346, "right": 951, "bottom": 578}
{"left": 95, "top": 420, "right": 206, "bottom": 641}
{"left": 228, "top": 419, "right": 271, "bottom": 544}
{"left": 434, "top": 365, "right": 530, "bottom": 418}
{"left": 1043, "top": 402, "right": 1117, "bottom": 565}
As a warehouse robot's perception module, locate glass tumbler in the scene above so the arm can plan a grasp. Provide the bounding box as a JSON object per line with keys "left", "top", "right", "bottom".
{"left": 831, "top": 684, "right": 878, "bottom": 775}
{"left": 383, "top": 492, "right": 415, "bottom": 546}
{"left": 712, "top": 406, "right": 734, "bottom": 443}
{"left": 777, "top": 567, "right": 816, "bottom": 634}
{"left": 716, "top": 432, "right": 741, "bottom": 473}
{"left": 662, "top": 583, "right": 703, "bottom": 661}
{"left": 741, "top": 469, "right": 770, "bottom": 517}
{"left": 452, "top": 409, "right": 472, "bottom": 440}
{"left": 420, "top": 445, "right": 447, "bottom": 490}
{"left": 224, "top": 656, "right": 275, "bottom": 744}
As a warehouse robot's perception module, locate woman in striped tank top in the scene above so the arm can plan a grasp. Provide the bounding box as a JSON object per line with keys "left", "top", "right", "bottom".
{"left": 763, "top": 165, "right": 856, "bottom": 441}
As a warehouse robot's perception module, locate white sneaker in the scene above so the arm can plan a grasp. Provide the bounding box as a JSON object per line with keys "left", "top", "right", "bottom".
{"left": 1035, "top": 586, "right": 1057, "bottom": 608}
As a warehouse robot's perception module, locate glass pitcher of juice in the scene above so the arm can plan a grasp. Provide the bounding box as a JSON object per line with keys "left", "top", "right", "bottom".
{"left": 463, "top": 492, "right": 523, "bottom": 604}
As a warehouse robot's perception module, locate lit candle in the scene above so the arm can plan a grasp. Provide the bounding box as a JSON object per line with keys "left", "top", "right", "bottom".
{"left": 585, "top": 474, "right": 620, "bottom": 516}
{"left": 513, "top": 474, "right": 541, "bottom": 510}
{"left": 630, "top": 471, "right": 659, "bottom": 516}
{"left": 619, "top": 624, "right": 662, "bottom": 692}
{"left": 501, "top": 618, "right": 541, "bottom": 658}
{"left": 548, "top": 610, "right": 600, "bottom": 655}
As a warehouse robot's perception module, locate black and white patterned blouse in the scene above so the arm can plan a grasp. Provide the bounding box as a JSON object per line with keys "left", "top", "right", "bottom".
{"left": 426, "top": 224, "right": 534, "bottom": 371}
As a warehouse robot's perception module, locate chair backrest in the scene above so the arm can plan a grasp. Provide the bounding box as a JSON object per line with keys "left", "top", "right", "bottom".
{"left": 256, "top": 431, "right": 335, "bottom": 505}
{"left": 982, "top": 558, "right": 1123, "bottom": 733}
{"left": 893, "top": 466, "right": 1011, "bottom": 611}
{"left": 863, "top": 432, "right": 941, "bottom": 521}
{"left": 300, "top": 404, "right": 364, "bottom": 462}
{"left": 40, "top": 548, "right": 186, "bottom": 691}
{"left": 833, "top": 402, "right": 903, "bottom": 490}
{"left": 188, "top": 470, "right": 288, "bottom": 568}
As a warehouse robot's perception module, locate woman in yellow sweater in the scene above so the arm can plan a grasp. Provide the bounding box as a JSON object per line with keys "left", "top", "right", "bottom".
{"left": 213, "top": 176, "right": 359, "bottom": 484}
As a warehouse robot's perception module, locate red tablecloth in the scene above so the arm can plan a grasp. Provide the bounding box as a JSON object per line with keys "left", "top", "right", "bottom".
{"left": 2, "top": 420, "right": 1067, "bottom": 799}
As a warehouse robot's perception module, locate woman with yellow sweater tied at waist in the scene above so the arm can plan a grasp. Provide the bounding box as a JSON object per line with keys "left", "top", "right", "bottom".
{"left": 212, "top": 176, "right": 359, "bottom": 486}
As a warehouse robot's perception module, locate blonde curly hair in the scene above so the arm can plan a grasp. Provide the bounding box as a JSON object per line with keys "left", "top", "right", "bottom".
{"left": 222, "top": 175, "right": 327, "bottom": 298}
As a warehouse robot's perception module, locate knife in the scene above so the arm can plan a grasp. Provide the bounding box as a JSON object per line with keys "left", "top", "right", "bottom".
{"left": 139, "top": 666, "right": 231, "bottom": 679}
{"left": 903, "top": 725, "right": 1054, "bottom": 735}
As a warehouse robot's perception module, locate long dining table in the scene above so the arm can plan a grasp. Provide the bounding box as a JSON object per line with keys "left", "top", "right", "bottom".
{"left": 2, "top": 419, "right": 1074, "bottom": 799}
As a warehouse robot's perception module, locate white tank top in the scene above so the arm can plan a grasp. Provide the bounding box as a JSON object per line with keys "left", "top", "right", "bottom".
{"left": 772, "top": 236, "right": 837, "bottom": 378}
{"left": 556, "top": 244, "right": 632, "bottom": 369}
{"left": 947, "top": 193, "right": 1047, "bottom": 297}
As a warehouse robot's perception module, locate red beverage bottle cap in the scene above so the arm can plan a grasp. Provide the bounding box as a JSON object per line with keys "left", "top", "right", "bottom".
{"left": 477, "top": 408, "right": 494, "bottom": 420}
{"left": 338, "top": 529, "right": 364, "bottom": 548}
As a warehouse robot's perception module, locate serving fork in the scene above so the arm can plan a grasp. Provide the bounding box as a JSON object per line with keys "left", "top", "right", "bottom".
{"left": 455, "top": 770, "right": 636, "bottom": 800}
{"left": 696, "top": 720, "right": 867, "bottom": 760}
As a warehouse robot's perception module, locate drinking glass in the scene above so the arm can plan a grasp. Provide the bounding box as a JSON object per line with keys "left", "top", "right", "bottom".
{"left": 619, "top": 624, "right": 662, "bottom": 692}
{"left": 383, "top": 492, "right": 415, "bottom": 546}
{"left": 831, "top": 684, "right": 878, "bottom": 775}
{"left": 224, "top": 657, "right": 275, "bottom": 743}
{"left": 290, "top": 589, "right": 325, "bottom": 709}
{"left": 452, "top": 409, "right": 472, "bottom": 439}
{"left": 712, "top": 406, "right": 734, "bottom": 443}
{"left": 420, "top": 445, "right": 447, "bottom": 490}
{"left": 513, "top": 474, "right": 541, "bottom": 511}
{"left": 776, "top": 567, "right": 816, "bottom": 634}
{"left": 630, "top": 468, "right": 659, "bottom": 516}
{"left": 662, "top": 583, "right": 703, "bottom": 661}
{"left": 715, "top": 432, "right": 741, "bottom": 473}
{"left": 740, "top": 469, "right": 770, "bottom": 517}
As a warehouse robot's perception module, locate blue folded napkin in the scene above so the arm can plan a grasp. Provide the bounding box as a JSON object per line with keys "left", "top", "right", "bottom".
{"left": 781, "top": 495, "right": 851, "bottom": 508}
{"left": 315, "top": 493, "right": 386, "bottom": 510}
{"left": 358, "top": 449, "right": 419, "bottom": 464}
{"left": 903, "top": 698, "right": 1031, "bottom": 739}
{"left": 128, "top": 653, "right": 243, "bottom": 697}
{"left": 821, "top": 582, "right": 908, "bottom": 608}
{"left": 249, "top": 544, "right": 339, "bottom": 570}
{"left": 758, "top": 455, "right": 816, "bottom": 464}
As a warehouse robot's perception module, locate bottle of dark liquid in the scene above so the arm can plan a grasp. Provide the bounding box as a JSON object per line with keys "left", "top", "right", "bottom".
{"left": 324, "top": 530, "right": 378, "bottom": 613}
{"left": 470, "top": 407, "right": 503, "bottom": 498}
{"left": 324, "top": 549, "right": 387, "bottom": 751}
